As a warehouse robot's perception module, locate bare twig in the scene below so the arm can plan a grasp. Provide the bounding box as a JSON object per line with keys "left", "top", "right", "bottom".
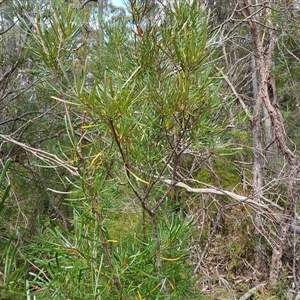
{"left": 0, "top": 134, "right": 79, "bottom": 176}
{"left": 0, "top": 59, "right": 20, "bottom": 84}
{"left": 160, "top": 179, "right": 274, "bottom": 212}
{"left": 0, "top": 20, "right": 17, "bottom": 36}
{"left": 216, "top": 67, "right": 250, "bottom": 116}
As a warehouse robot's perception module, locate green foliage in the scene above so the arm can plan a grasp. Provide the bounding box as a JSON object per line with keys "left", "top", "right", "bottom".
{"left": 25, "top": 203, "right": 198, "bottom": 298}
{"left": 1, "top": 0, "right": 252, "bottom": 298}
{"left": 0, "top": 161, "right": 28, "bottom": 299}
{"left": 0, "top": 235, "right": 27, "bottom": 300}
{"left": 0, "top": 160, "right": 11, "bottom": 215}
{"left": 20, "top": 0, "right": 85, "bottom": 76}
{"left": 16, "top": 1, "right": 222, "bottom": 298}
{"left": 2, "top": 0, "right": 300, "bottom": 298}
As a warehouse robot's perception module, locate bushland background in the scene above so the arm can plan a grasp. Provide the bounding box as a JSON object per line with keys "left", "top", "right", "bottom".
{"left": 1, "top": 0, "right": 300, "bottom": 298}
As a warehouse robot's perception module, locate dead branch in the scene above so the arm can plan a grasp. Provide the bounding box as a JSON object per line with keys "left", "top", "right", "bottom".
{"left": 216, "top": 67, "right": 250, "bottom": 116}
{"left": 160, "top": 179, "right": 276, "bottom": 213}
{"left": 0, "top": 134, "right": 79, "bottom": 176}
{"left": 161, "top": 179, "right": 300, "bottom": 237}
{"left": 239, "top": 282, "right": 267, "bottom": 300}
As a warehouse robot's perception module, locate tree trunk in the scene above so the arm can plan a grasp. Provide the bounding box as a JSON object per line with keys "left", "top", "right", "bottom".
{"left": 251, "top": 52, "right": 268, "bottom": 275}
{"left": 240, "top": 0, "right": 299, "bottom": 287}
{"left": 251, "top": 79, "right": 268, "bottom": 275}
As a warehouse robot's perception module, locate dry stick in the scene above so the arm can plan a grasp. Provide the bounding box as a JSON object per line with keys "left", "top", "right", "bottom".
{"left": 211, "top": 2, "right": 239, "bottom": 32}
{"left": 160, "top": 180, "right": 276, "bottom": 213}
{"left": 239, "top": 282, "right": 267, "bottom": 300}
{"left": 0, "top": 57, "right": 19, "bottom": 83}
{"left": 0, "top": 134, "right": 79, "bottom": 176}
{"left": 216, "top": 67, "right": 250, "bottom": 117}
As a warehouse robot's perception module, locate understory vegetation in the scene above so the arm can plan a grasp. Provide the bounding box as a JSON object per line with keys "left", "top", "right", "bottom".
{"left": 1, "top": 0, "right": 300, "bottom": 299}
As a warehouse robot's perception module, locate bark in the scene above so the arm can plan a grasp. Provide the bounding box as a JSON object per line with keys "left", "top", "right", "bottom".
{"left": 240, "top": 0, "right": 299, "bottom": 287}
{"left": 251, "top": 78, "right": 268, "bottom": 274}
{"left": 264, "top": 74, "right": 277, "bottom": 162}
{"left": 241, "top": 1, "right": 270, "bottom": 276}
{"left": 250, "top": 39, "right": 268, "bottom": 274}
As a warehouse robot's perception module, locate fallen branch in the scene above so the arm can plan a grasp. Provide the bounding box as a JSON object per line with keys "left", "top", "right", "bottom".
{"left": 239, "top": 282, "right": 267, "bottom": 300}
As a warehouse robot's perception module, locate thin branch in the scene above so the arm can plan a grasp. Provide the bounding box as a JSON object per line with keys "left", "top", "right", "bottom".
{"left": 160, "top": 179, "right": 271, "bottom": 211}
{"left": 160, "top": 178, "right": 300, "bottom": 234}
{"left": 81, "top": 0, "right": 97, "bottom": 9}
{"left": 0, "top": 111, "right": 43, "bottom": 126}
{"left": 284, "top": 45, "right": 300, "bottom": 64}
{"left": 0, "top": 20, "right": 17, "bottom": 35}
{"left": 108, "top": 119, "right": 152, "bottom": 214}
{"left": 0, "top": 59, "right": 20, "bottom": 84}
{"left": 216, "top": 67, "right": 250, "bottom": 116}
{"left": 0, "top": 134, "right": 79, "bottom": 176}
